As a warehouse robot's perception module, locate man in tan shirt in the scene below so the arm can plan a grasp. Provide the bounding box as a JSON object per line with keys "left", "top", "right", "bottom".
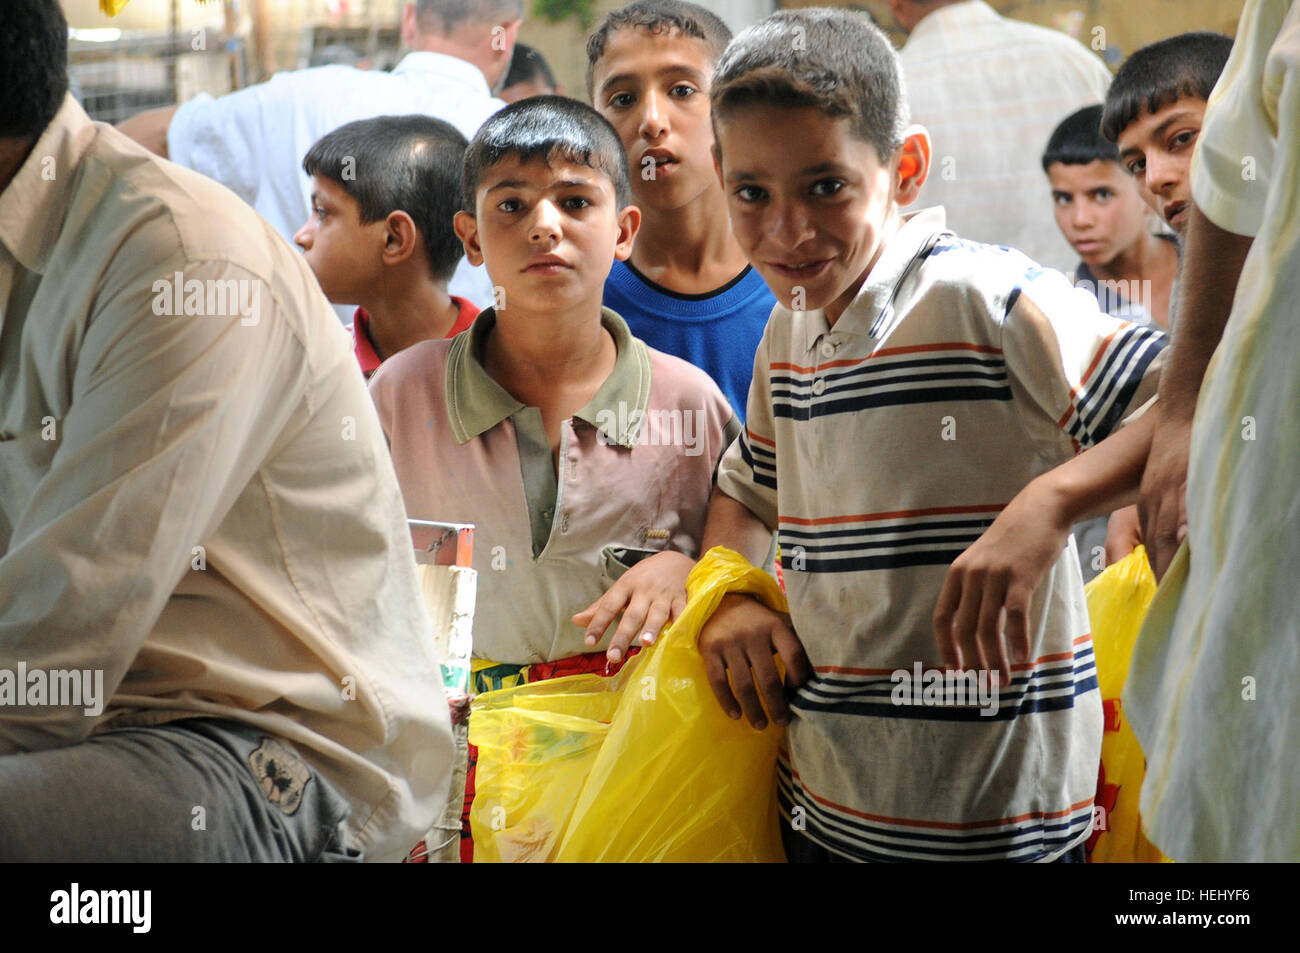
{"left": 0, "top": 0, "right": 452, "bottom": 861}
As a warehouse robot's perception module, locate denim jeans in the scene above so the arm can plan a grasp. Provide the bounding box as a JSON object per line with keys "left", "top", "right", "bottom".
{"left": 0, "top": 717, "right": 361, "bottom": 862}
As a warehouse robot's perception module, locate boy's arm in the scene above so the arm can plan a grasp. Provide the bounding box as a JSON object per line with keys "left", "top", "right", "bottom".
{"left": 1139, "top": 205, "right": 1253, "bottom": 580}
{"left": 933, "top": 408, "right": 1157, "bottom": 679}
{"left": 696, "top": 488, "right": 812, "bottom": 729}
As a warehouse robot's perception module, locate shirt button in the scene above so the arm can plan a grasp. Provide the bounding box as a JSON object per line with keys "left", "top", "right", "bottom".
{"left": 820, "top": 339, "right": 836, "bottom": 359}
{"left": 561, "top": 513, "right": 570, "bottom": 533}
{"left": 542, "top": 508, "right": 553, "bottom": 522}
{"left": 811, "top": 378, "right": 826, "bottom": 396}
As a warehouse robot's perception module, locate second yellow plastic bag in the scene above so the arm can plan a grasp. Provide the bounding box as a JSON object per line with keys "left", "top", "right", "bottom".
{"left": 469, "top": 547, "right": 788, "bottom": 862}
{"left": 556, "top": 547, "right": 788, "bottom": 861}
{"left": 1084, "top": 545, "right": 1171, "bottom": 863}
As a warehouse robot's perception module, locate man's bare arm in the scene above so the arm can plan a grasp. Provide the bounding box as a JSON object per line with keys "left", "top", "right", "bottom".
{"left": 1139, "top": 203, "right": 1253, "bottom": 579}
{"left": 116, "top": 105, "right": 178, "bottom": 158}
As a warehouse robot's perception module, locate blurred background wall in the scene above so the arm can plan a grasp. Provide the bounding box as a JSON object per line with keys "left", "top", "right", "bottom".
{"left": 63, "top": 0, "right": 1246, "bottom": 122}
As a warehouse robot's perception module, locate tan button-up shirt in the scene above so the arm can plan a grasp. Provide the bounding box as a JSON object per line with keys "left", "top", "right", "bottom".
{"left": 0, "top": 96, "right": 452, "bottom": 861}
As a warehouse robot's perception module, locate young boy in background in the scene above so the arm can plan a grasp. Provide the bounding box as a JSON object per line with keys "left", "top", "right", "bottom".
{"left": 1043, "top": 103, "right": 1179, "bottom": 580}
{"left": 294, "top": 115, "right": 479, "bottom": 379}
{"left": 367, "top": 96, "right": 738, "bottom": 859}
{"left": 681, "top": 9, "right": 1166, "bottom": 862}
{"left": 1101, "top": 32, "right": 1234, "bottom": 238}
{"left": 588, "top": 0, "right": 775, "bottom": 421}
{"left": 1044, "top": 104, "right": 1178, "bottom": 331}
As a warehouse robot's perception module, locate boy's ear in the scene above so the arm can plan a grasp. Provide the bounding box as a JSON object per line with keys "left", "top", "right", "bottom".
{"left": 893, "top": 125, "right": 932, "bottom": 206}
{"left": 613, "top": 203, "right": 642, "bottom": 262}
{"left": 381, "top": 210, "right": 420, "bottom": 267}
{"left": 711, "top": 144, "right": 724, "bottom": 190}
{"left": 453, "top": 210, "right": 485, "bottom": 267}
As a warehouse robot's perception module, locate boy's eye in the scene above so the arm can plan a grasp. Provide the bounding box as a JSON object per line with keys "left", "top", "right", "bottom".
{"left": 1093, "top": 188, "right": 1113, "bottom": 202}
{"left": 1126, "top": 158, "right": 1146, "bottom": 176}
{"left": 810, "top": 179, "right": 844, "bottom": 197}
{"left": 562, "top": 196, "right": 592, "bottom": 210}
{"left": 608, "top": 92, "right": 635, "bottom": 109}
{"left": 314, "top": 205, "right": 327, "bottom": 220}
{"left": 1171, "top": 130, "right": 1197, "bottom": 149}
{"left": 1052, "top": 193, "right": 1071, "bottom": 207}
{"left": 734, "top": 184, "right": 766, "bottom": 203}
{"left": 497, "top": 197, "right": 523, "bottom": 213}
{"left": 669, "top": 84, "right": 696, "bottom": 98}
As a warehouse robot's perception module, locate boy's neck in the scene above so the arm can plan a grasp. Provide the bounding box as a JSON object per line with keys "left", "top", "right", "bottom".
{"left": 360, "top": 272, "right": 461, "bottom": 362}
{"left": 1090, "top": 229, "right": 1177, "bottom": 286}
{"left": 484, "top": 299, "right": 616, "bottom": 406}
{"left": 823, "top": 210, "right": 902, "bottom": 327}
{"left": 629, "top": 184, "right": 750, "bottom": 293}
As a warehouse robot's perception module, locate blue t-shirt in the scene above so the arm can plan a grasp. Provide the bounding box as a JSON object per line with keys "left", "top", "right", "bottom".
{"left": 603, "top": 259, "right": 775, "bottom": 423}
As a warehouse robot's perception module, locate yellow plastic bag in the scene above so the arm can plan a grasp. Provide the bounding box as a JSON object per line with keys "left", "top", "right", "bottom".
{"left": 470, "top": 547, "right": 788, "bottom": 862}
{"left": 1084, "top": 545, "right": 1171, "bottom": 863}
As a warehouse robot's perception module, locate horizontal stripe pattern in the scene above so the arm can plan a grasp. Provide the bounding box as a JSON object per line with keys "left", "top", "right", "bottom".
{"left": 791, "top": 640, "right": 1098, "bottom": 722}
{"left": 779, "top": 756, "right": 1095, "bottom": 861}
{"left": 772, "top": 344, "right": 1012, "bottom": 421}
{"left": 777, "top": 504, "right": 1003, "bottom": 573}
{"left": 738, "top": 428, "right": 776, "bottom": 490}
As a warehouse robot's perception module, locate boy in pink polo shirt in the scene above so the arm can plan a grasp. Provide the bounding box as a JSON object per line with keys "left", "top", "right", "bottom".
{"left": 368, "top": 96, "right": 737, "bottom": 860}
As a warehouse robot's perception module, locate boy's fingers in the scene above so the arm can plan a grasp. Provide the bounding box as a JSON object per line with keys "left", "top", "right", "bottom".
{"left": 932, "top": 570, "right": 963, "bottom": 667}
{"left": 723, "top": 645, "right": 768, "bottom": 729}
{"left": 635, "top": 600, "right": 672, "bottom": 647}
{"left": 975, "top": 573, "right": 1010, "bottom": 681}
{"left": 951, "top": 571, "right": 985, "bottom": 671}
{"left": 702, "top": 646, "right": 740, "bottom": 720}
{"left": 772, "top": 623, "right": 813, "bottom": 687}
{"left": 748, "top": 648, "right": 789, "bottom": 727}
{"left": 1005, "top": 586, "right": 1031, "bottom": 666}
{"left": 580, "top": 587, "right": 627, "bottom": 646}
{"left": 607, "top": 594, "right": 653, "bottom": 660}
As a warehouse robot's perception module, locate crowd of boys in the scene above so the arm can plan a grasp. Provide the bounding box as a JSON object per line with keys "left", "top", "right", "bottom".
{"left": 1, "top": 0, "right": 1294, "bottom": 862}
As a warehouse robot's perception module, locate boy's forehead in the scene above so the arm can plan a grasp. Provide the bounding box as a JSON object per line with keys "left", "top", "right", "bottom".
{"left": 479, "top": 153, "right": 613, "bottom": 194}
{"left": 1117, "top": 96, "right": 1207, "bottom": 148}
{"left": 715, "top": 104, "right": 874, "bottom": 172}
{"left": 1047, "top": 159, "right": 1127, "bottom": 188}
{"left": 593, "top": 26, "right": 715, "bottom": 91}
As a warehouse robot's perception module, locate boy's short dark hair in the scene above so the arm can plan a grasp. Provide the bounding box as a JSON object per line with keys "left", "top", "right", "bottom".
{"left": 586, "top": 0, "right": 733, "bottom": 99}
{"left": 1041, "top": 105, "right": 1117, "bottom": 173}
{"left": 302, "top": 115, "right": 469, "bottom": 283}
{"left": 1, "top": 0, "right": 70, "bottom": 139}
{"left": 1100, "top": 31, "right": 1233, "bottom": 143}
{"left": 504, "top": 43, "right": 557, "bottom": 92}
{"left": 710, "top": 8, "right": 908, "bottom": 165}
{"left": 461, "top": 95, "right": 631, "bottom": 212}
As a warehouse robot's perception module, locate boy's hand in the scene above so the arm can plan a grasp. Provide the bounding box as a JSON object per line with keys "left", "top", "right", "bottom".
{"left": 698, "top": 592, "right": 813, "bottom": 730}
{"left": 933, "top": 480, "right": 1073, "bottom": 681}
{"left": 572, "top": 551, "right": 694, "bottom": 664}
{"left": 1104, "top": 504, "right": 1143, "bottom": 566}
{"left": 1138, "top": 412, "right": 1192, "bottom": 581}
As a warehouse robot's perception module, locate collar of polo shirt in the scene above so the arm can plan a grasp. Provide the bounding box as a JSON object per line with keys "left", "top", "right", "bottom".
{"left": 444, "top": 306, "right": 653, "bottom": 448}
{"left": 801, "top": 206, "right": 949, "bottom": 353}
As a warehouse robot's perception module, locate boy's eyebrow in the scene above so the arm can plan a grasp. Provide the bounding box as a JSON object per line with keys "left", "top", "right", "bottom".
{"left": 726, "top": 161, "right": 849, "bottom": 183}
{"left": 1119, "top": 108, "right": 1202, "bottom": 159}
{"left": 485, "top": 177, "right": 602, "bottom": 193}
{"left": 596, "top": 62, "right": 709, "bottom": 96}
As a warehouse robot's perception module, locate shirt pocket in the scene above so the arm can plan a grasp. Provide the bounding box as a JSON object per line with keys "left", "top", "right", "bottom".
{"left": 0, "top": 422, "right": 61, "bottom": 547}
{"left": 599, "top": 544, "right": 662, "bottom": 586}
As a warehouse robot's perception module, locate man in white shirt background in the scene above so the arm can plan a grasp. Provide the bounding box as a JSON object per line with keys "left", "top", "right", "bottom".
{"left": 886, "top": 0, "right": 1113, "bottom": 272}
{"left": 118, "top": 0, "right": 524, "bottom": 312}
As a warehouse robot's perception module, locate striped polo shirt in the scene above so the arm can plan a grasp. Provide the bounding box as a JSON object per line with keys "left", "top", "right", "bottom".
{"left": 370, "top": 307, "right": 739, "bottom": 665}
{"left": 717, "top": 207, "right": 1165, "bottom": 862}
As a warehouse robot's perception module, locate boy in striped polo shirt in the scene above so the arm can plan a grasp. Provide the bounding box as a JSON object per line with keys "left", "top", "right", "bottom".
{"left": 689, "top": 9, "right": 1166, "bottom": 861}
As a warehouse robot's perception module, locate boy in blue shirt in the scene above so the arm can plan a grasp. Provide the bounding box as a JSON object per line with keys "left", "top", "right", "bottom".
{"left": 588, "top": 0, "right": 775, "bottom": 421}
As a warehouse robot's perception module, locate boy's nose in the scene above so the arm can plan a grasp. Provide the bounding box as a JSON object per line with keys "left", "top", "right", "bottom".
{"left": 767, "top": 198, "right": 814, "bottom": 247}
{"left": 1144, "top": 152, "right": 1179, "bottom": 197}
{"left": 638, "top": 90, "right": 668, "bottom": 141}
{"left": 293, "top": 222, "right": 312, "bottom": 250}
{"left": 529, "top": 200, "right": 562, "bottom": 242}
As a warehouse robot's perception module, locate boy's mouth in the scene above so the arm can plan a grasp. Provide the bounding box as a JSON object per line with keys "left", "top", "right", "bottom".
{"left": 1163, "top": 200, "right": 1188, "bottom": 228}
{"left": 523, "top": 254, "right": 573, "bottom": 275}
{"left": 642, "top": 148, "right": 680, "bottom": 175}
{"left": 770, "top": 259, "right": 832, "bottom": 280}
